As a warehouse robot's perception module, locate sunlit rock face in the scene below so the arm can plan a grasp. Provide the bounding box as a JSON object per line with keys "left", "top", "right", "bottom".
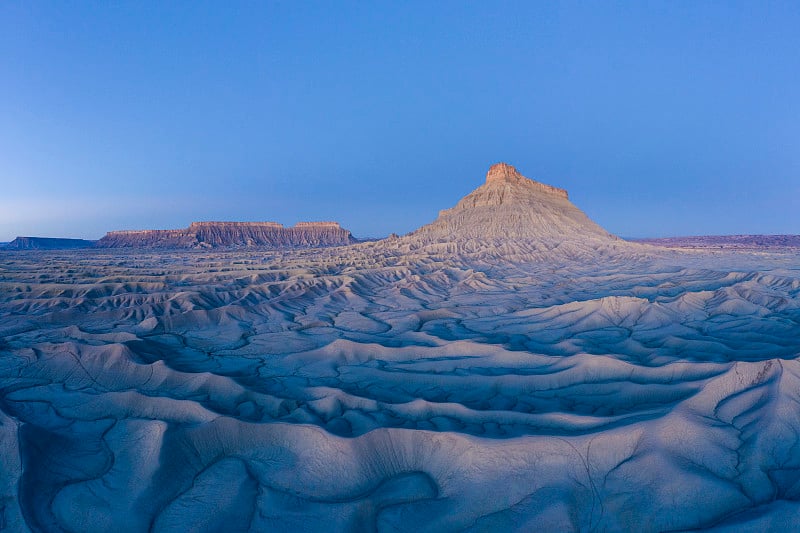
{"left": 2, "top": 165, "right": 800, "bottom": 532}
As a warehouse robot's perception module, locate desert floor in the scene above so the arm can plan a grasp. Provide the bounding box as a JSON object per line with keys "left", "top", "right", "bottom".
{"left": 2, "top": 242, "right": 800, "bottom": 531}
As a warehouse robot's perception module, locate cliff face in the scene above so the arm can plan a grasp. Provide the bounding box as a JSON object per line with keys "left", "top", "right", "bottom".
{"left": 5, "top": 237, "right": 96, "bottom": 250}
{"left": 95, "top": 222, "right": 357, "bottom": 249}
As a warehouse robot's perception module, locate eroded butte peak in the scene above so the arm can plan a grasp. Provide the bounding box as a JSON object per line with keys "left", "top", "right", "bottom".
{"left": 484, "top": 162, "right": 569, "bottom": 200}
{"left": 485, "top": 162, "right": 524, "bottom": 184}
{"left": 409, "top": 163, "right": 613, "bottom": 242}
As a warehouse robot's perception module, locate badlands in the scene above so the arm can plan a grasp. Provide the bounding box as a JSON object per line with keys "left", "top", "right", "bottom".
{"left": 1, "top": 164, "right": 800, "bottom": 531}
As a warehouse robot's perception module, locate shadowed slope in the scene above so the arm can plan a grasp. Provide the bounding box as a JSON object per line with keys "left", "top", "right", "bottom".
{"left": 95, "top": 221, "right": 358, "bottom": 249}
{"left": 5, "top": 237, "right": 96, "bottom": 250}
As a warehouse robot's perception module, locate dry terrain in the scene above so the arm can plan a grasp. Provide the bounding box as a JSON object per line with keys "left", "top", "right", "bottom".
{"left": 2, "top": 165, "right": 800, "bottom": 531}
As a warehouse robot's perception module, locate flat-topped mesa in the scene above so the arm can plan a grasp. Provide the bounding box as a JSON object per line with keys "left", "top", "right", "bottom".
{"left": 485, "top": 163, "right": 569, "bottom": 199}
{"left": 192, "top": 221, "right": 354, "bottom": 247}
{"left": 98, "top": 228, "right": 197, "bottom": 248}
{"left": 5, "top": 236, "right": 96, "bottom": 250}
{"left": 96, "top": 220, "right": 357, "bottom": 249}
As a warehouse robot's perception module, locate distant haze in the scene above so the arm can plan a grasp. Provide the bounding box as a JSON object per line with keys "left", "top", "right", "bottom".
{"left": 2, "top": 2, "right": 799, "bottom": 241}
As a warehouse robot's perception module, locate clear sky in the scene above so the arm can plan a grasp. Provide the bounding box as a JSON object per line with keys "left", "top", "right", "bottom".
{"left": 1, "top": 1, "right": 799, "bottom": 241}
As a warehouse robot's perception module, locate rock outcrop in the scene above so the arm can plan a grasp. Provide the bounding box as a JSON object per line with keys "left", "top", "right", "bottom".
{"left": 4, "top": 237, "right": 96, "bottom": 250}
{"left": 96, "top": 221, "right": 357, "bottom": 249}
{"left": 409, "top": 163, "right": 614, "bottom": 242}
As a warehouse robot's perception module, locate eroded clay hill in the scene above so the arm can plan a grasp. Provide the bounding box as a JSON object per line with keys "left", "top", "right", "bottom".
{"left": 410, "top": 163, "right": 615, "bottom": 242}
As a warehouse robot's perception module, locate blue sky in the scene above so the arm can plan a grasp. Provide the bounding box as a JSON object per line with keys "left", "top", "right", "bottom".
{"left": 1, "top": 1, "right": 799, "bottom": 240}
